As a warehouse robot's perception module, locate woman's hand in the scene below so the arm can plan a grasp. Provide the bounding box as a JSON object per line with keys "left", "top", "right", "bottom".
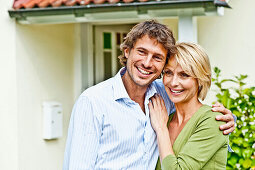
{"left": 148, "top": 94, "right": 169, "bottom": 133}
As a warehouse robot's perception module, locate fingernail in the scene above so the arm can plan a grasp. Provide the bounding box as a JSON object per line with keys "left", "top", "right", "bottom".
{"left": 215, "top": 116, "right": 220, "bottom": 120}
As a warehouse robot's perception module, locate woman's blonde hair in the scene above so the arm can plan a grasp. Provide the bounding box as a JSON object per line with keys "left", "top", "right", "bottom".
{"left": 171, "top": 42, "right": 211, "bottom": 100}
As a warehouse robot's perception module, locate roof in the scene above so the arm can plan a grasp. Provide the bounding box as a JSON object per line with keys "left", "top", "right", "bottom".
{"left": 9, "top": 0, "right": 231, "bottom": 24}
{"left": 12, "top": 0, "right": 230, "bottom": 10}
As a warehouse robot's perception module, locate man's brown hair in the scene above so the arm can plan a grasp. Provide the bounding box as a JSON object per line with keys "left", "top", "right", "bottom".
{"left": 118, "top": 20, "right": 176, "bottom": 66}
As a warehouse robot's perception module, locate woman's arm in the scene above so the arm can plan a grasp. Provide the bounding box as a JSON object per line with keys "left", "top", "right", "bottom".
{"left": 160, "top": 113, "right": 228, "bottom": 170}
{"left": 149, "top": 95, "right": 228, "bottom": 170}
{"left": 149, "top": 94, "right": 174, "bottom": 161}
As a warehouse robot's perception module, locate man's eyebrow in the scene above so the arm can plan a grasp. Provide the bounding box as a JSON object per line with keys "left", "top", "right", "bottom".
{"left": 136, "top": 47, "right": 148, "bottom": 51}
{"left": 136, "top": 47, "right": 165, "bottom": 57}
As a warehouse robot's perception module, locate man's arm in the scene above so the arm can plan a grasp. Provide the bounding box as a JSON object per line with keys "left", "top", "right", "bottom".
{"left": 63, "top": 96, "right": 102, "bottom": 170}
{"left": 211, "top": 102, "right": 236, "bottom": 135}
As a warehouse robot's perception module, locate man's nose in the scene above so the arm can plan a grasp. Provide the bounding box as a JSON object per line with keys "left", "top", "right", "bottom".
{"left": 142, "top": 55, "right": 153, "bottom": 68}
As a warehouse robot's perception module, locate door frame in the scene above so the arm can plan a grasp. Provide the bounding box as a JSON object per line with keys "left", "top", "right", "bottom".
{"left": 94, "top": 24, "right": 133, "bottom": 84}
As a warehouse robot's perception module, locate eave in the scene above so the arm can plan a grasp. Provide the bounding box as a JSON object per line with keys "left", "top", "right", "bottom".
{"left": 8, "top": 0, "right": 230, "bottom": 24}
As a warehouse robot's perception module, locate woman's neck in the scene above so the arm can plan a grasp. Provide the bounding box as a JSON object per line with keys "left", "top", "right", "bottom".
{"left": 173, "top": 99, "right": 203, "bottom": 126}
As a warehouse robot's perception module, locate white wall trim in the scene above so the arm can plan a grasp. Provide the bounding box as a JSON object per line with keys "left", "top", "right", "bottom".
{"left": 81, "top": 23, "right": 94, "bottom": 91}
{"left": 178, "top": 10, "right": 197, "bottom": 43}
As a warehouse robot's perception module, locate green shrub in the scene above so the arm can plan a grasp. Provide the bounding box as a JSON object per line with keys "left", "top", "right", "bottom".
{"left": 212, "top": 67, "right": 255, "bottom": 169}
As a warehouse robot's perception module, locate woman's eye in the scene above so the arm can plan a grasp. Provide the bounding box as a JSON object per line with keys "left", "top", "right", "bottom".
{"left": 181, "top": 72, "right": 190, "bottom": 77}
{"left": 164, "top": 70, "right": 173, "bottom": 76}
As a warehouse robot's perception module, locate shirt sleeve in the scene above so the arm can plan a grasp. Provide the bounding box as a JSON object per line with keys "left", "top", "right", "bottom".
{"left": 161, "top": 113, "right": 228, "bottom": 170}
{"left": 63, "top": 96, "right": 102, "bottom": 170}
{"left": 154, "top": 79, "right": 176, "bottom": 115}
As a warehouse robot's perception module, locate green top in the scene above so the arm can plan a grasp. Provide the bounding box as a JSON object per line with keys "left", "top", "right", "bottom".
{"left": 155, "top": 105, "right": 228, "bottom": 170}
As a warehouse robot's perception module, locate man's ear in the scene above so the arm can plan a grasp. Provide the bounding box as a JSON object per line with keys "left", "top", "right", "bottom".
{"left": 124, "top": 48, "right": 130, "bottom": 59}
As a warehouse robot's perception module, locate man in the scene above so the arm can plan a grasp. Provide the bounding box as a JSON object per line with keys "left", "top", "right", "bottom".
{"left": 63, "top": 20, "right": 235, "bottom": 169}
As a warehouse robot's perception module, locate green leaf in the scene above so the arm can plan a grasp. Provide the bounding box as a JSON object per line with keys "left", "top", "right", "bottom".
{"left": 239, "top": 158, "right": 244, "bottom": 165}
{"left": 232, "top": 137, "right": 243, "bottom": 146}
{"left": 226, "top": 165, "right": 233, "bottom": 170}
{"left": 233, "top": 110, "right": 242, "bottom": 117}
{"left": 226, "top": 98, "right": 232, "bottom": 109}
{"left": 212, "top": 67, "right": 255, "bottom": 169}
{"left": 240, "top": 82, "right": 246, "bottom": 86}
{"left": 221, "top": 79, "right": 237, "bottom": 83}
{"left": 222, "top": 90, "right": 230, "bottom": 107}
{"left": 240, "top": 74, "right": 248, "bottom": 80}
{"left": 232, "top": 145, "right": 242, "bottom": 157}
{"left": 242, "top": 149, "right": 253, "bottom": 159}
{"left": 214, "top": 67, "right": 221, "bottom": 75}
{"left": 243, "top": 141, "right": 250, "bottom": 147}
{"left": 252, "top": 158, "right": 255, "bottom": 166}
{"left": 228, "top": 154, "right": 239, "bottom": 167}
{"left": 242, "top": 159, "right": 252, "bottom": 169}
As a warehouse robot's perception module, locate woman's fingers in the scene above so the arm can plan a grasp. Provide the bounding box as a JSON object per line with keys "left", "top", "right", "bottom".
{"left": 148, "top": 100, "right": 153, "bottom": 110}
{"left": 159, "top": 95, "right": 166, "bottom": 109}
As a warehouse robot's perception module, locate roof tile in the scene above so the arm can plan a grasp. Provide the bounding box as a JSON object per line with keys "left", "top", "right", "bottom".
{"left": 12, "top": 0, "right": 229, "bottom": 10}
{"left": 13, "top": 0, "right": 30, "bottom": 9}
{"left": 51, "top": 0, "right": 62, "bottom": 7}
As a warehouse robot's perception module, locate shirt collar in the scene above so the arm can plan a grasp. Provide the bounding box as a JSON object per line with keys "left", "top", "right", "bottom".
{"left": 112, "top": 67, "right": 158, "bottom": 101}
{"left": 113, "top": 67, "right": 130, "bottom": 101}
{"left": 145, "top": 81, "right": 157, "bottom": 102}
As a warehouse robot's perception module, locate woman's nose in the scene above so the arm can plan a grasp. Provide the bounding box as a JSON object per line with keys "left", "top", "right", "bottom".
{"left": 170, "top": 75, "right": 179, "bottom": 87}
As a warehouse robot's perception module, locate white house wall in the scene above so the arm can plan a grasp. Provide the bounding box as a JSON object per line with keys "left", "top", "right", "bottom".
{"left": 162, "top": 0, "right": 255, "bottom": 104}
{"left": 1, "top": 0, "right": 254, "bottom": 169}
{"left": 0, "top": 0, "right": 18, "bottom": 169}
{"left": 15, "top": 23, "right": 75, "bottom": 170}
{"left": 197, "top": 0, "right": 255, "bottom": 103}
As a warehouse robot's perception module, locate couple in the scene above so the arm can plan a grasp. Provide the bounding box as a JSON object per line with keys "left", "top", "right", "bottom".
{"left": 63, "top": 20, "right": 235, "bottom": 169}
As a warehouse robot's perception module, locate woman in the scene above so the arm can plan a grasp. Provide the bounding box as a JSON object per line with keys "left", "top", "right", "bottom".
{"left": 149, "top": 42, "right": 228, "bottom": 169}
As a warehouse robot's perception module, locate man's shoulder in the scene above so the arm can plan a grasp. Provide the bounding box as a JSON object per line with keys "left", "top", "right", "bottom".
{"left": 152, "top": 79, "right": 175, "bottom": 113}
{"left": 152, "top": 79, "right": 168, "bottom": 96}
{"left": 152, "top": 79, "right": 164, "bottom": 90}
{"left": 80, "top": 77, "right": 114, "bottom": 98}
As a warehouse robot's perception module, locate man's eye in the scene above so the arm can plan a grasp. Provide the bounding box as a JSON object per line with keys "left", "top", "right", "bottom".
{"left": 154, "top": 55, "right": 163, "bottom": 61}
{"left": 138, "top": 50, "right": 146, "bottom": 55}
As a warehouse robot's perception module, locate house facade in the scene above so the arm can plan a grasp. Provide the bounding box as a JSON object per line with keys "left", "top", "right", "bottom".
{"left": 1, "top": 0, "right": 254, "bottom": 169}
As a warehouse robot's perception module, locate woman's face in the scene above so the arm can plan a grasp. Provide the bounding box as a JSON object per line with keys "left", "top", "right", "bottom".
{"left": 163, "top": 57, "right": 199, "bottom": 104}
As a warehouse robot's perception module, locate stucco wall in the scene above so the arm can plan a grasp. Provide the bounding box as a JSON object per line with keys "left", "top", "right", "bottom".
{"left": 198, "top": 0, "right": 255, "bottom": 103}
{"left": 15, "top": 24, "right": 75, "bottom": 170}
{"left": 163, "top": 0, "right": 255, "bottom": 103}
{"left": 1, "top": 0, "right": 254, "bottom": 169}
{"left": 0, "top": 1, "right": 18, "bottom": 170}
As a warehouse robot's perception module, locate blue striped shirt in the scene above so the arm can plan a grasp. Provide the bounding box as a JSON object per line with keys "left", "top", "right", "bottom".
{"left": 63, "top": 68, "right": 175, "bottom": 170}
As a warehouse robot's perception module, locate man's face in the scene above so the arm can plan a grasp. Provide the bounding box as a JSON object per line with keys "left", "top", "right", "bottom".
{"left": 124, "top": 35, "right": 167, "bottom": 88}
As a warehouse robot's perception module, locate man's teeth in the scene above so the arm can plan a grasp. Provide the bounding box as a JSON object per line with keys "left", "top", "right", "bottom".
{"left": 138, "top": 68, "right": 150, "bottom": 75}
{"left": 171, "top": 89, "right": 183, "bottom": 93}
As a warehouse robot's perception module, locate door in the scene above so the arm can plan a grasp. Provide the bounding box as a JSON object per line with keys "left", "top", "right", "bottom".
{"left": 94, "top": 24, "right": 134, "bottom": 84}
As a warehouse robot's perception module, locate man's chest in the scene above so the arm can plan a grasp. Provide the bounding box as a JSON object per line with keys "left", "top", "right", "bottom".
{"left": 96, "top": 100, "right": 156, "bottom": 151}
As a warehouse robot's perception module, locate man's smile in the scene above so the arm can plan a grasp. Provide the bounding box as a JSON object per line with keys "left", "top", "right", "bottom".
{"left": 137, "top": 67, "right": 152, "bottom": 75}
